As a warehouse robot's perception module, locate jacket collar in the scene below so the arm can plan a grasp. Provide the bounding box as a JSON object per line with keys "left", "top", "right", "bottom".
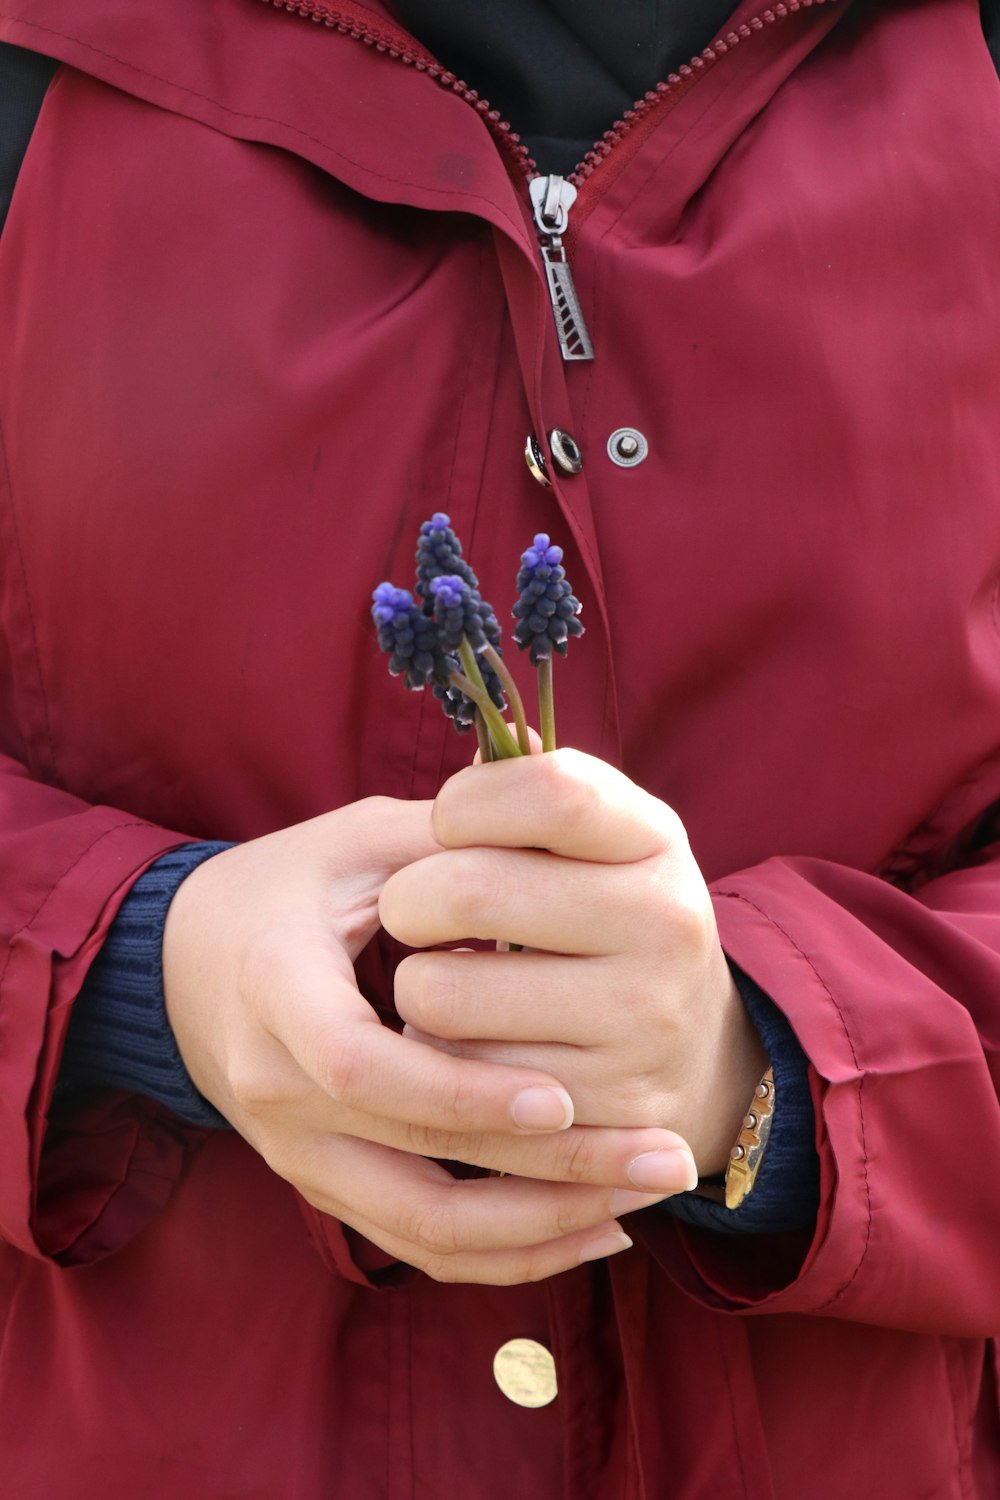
{"left": 0, "top": 0, "right": 536, "bottom": 248}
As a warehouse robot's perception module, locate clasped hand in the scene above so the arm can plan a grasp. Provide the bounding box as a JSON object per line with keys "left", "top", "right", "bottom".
{"left": 163, "top": 751, "right": 764, "bottom": 1284}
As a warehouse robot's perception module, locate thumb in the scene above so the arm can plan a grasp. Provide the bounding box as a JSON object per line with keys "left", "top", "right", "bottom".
{"left": 310, "top": 797, "right": 443, "bottom": 958}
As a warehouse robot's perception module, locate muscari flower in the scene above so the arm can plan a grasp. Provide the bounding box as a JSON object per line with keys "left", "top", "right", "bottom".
{"left": 371, "top": 582, "right": 450, "bottom": 691}
{"left": 417, "top": 516, "right": 504, "bottom": 658}
{"left": 434, "top": 677, "right": 479, "bottom": 732}
{"left": 429, "top": 574, "right": 493, "bottom": 653}
{"left": 375, "top": 516, "right": 573, "bottom": 761}
{"left": 512, "top": 534, "right": 584, "bottom": 664}
{"left": 426, "top": 573, "right": 507, "bottom": 726}
{"left": 372, "top": 571, "right": 508, "bottom": 741}
{"left": 415, "top": 512, "right": 478, "bottom": 610}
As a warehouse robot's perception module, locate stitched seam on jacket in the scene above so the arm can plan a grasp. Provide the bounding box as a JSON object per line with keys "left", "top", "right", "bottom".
{"left": 52, "top": 1141, "right": 184, "bottom": 1264}
{"left": 714, "top": 887, "right": 875, "bottom": 1311}
{"left": 0, "top": 1244, "right": 27, "bottom": 1372}
{"left": 944, "top": 1339, "right": 974, "bottom": 1499}
{"left": 0, "top": 820, "right": 155, "bottom": 1002}
{"left": 0, "top": 823, "right": 176, "bottom": 1258}
{"left": 714, "top": 1315, "right": 753, "bottom": 1500}
{"left": 0, "top": 411, "right": 57, "bottom": 777}
{"left": 0, "top": 13, "right": 528, "bottom": 242}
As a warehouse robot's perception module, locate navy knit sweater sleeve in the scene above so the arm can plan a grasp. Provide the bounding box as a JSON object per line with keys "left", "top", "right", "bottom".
{"left": 60, "top": 844, "right": 235, "bottom": 1129}
{"left": 662, "top": 968, "right": 820, "bottom": 1233}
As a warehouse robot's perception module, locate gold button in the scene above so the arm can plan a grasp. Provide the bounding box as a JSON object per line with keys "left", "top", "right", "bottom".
{"left": 492, "top": 1338, "right": 558, "bottom": 1408}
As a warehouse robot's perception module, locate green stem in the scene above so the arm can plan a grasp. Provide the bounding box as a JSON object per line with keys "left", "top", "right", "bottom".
{"left": 474, "top": 710, "right": 494, "bottom": 763}
{"left": 462, "top": 652, "right": 522, "bottom": 955}
{"left": 456, "top": 641, "right": 522, "bottom": 758}
{"left": 483, "top": 645, "right": 530, "bottom": 756}
{"left": 538, "top": 657, "right": 556, "bottom": 752}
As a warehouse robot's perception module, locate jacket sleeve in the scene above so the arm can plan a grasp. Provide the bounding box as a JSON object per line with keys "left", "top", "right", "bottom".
{"left": 0, "top": 750, "right": 204, "bottom": 1265}
{"left": 638, "top": 839, "right": 1000, "bottom": 1338}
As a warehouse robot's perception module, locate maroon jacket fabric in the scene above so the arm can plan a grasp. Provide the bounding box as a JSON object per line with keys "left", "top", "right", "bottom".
{"left": 0, "top": 0, "right": 999, "bottom": 1494}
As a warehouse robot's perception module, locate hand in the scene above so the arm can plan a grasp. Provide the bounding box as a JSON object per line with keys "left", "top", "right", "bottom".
{"left": 162, "top": 798, "right": 696, "bottom": 1283}
{"left": 380, "top": 751, "right": 767, "bottom": 1179}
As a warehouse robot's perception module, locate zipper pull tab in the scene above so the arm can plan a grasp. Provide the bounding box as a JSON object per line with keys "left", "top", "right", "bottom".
{"left": 529, "top": 175, "right": 595, "bottom": 363}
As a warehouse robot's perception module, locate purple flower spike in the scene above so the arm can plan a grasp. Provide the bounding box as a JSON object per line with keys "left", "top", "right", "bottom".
{"left": 512, "top": 533, "right": 584, "bottom": 664}
{"left": 415, "top": 513, "right": 478, "bottom": 610}
{"left": 429, "top": 574, "right": 491, "bottom": 654}
{"left": 434, "top": 675, "right": 478, "bottom": 732}
{"left": 371, "top": 581, "right": 448, "bottom": 690}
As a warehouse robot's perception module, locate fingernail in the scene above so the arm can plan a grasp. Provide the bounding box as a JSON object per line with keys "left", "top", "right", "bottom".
{"left": 609, "top": 1188, "right": 668, "bottom": 1217}
{"left": 511, "top": 1085, "right": 574, "bottom": 1132}
{"left": 579, "top": 1227, "right": 633, "bottom": 1264}
{"left": 627, "top": 1148, "right": 699, "bottom": 1194}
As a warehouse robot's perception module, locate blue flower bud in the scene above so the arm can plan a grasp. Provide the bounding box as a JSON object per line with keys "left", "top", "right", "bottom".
{"left": 415, "top": 513, "right": 478, "bottom": 609}
{"left": 434, "top": 672, "right": 477, "bottom": 732}
{"left": 429, "top": 574, "right": 491, "bottom": 655}
{"left": 512, "top": 533, "right": 584, "bottom": 663}
{"left": 372, "top": 581, "right": 449, "bottom": 690}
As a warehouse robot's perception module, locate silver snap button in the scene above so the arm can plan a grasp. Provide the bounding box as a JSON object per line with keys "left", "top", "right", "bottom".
{"left": 524, "top": 432, "right": 551, "bottom": 487}
{"left": 607, "top": 427, "right": 648, "bottom": 467}
{"left": 548, "top": 428, "right": 583, "bottom": 476}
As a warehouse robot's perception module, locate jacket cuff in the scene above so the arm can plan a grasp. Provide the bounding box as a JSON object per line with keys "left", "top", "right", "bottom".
{"left": 58, "top": 843, "right": 234, "bottom": 1129}
{"left": 662, "top": 965, "right": 819, "bottom": 1234}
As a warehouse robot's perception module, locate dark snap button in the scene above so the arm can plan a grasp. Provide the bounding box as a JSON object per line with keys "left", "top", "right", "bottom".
{"left": 548, "top": 428, "right": 583, "bottom": 475}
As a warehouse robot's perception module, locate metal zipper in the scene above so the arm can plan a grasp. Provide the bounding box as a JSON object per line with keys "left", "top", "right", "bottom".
{"left": 528, "top": 175, "right": 594, "bottom": 362}
{"left": 260, "top": 0, "right": 837, "bottom": 361}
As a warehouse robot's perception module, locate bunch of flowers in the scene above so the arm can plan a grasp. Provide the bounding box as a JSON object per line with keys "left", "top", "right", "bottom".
{"left": 372, "top": 513, "right": 583, "bottom": 759}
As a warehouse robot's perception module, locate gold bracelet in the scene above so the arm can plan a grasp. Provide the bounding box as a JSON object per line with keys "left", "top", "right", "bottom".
{"left": 724, "top": 1066, "right": 776, "bottom": 1210}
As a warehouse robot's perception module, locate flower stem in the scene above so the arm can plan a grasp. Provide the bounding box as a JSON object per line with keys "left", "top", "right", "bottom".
{"left": 474, "top": 710, "right": 494, "bottom": 763}
{"left": 538, "top": 657, "right": 556, "bottom": 752}
{"left": 453, "top": 645, "right": 521, "bottom": 758}
{"left": 483, "top": 645, "right": 530, "bottom": 756}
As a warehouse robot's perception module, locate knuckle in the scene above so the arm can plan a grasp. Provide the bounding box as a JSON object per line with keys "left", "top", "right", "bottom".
{"left": 430, "top": 777, "right": 464, "bottom": 846}
{"left": 238, "top": 927, "right": 290, "bottom": 1022}
{"left": 258, "top": 1137, "right": 301, "bottom": 1188}
{"left": 403, "top": 1198, "right": 462, "bottom": 1258}
{"left": 536, "top": 750, "right": 603, "bottom": 838}
{"left": 557, "top": 1130, "right": 599, "bottom": 1184}
{"left": 654, "top": 799, "right": 688, "bottom": 851}
{"left": 261, "top": 1135, "right": 331, "bottom": 1208}
{"left": 419, "top": 1253, "right": 461, "bottom": 1284}
{"left": 395, "top": 953, "right": 460, "bottom": 1034}
{"left": 444, "top": 1063, "right": 482, "bottom": 1124}
{"left": 313, "top": 1028, "right": 373, "bottom": 1107}
{"left": 409, "top": 1124, "right": 491, "bottom": 1166}
{"left": 296, "top": 1181, "right": 341, "bottom": 1220}
{"left": 668, "top": 891, "right": 715, "bottom": 957}
{"left": 227, "top": 1064, "right": 282, "bottom": 1121}
{"left": 503, "top": 1249, "right": 554, "bottom": 1286}
{"left": 480, "top": 1264, "right": 521, "bottom": 1287}
{"left": 445, "top": 849, "right": 508, "bottom": 934}
{"left": 552, "top": 1193, "right": 589, "bottom": 1239}
{"left": 256, "top": 1134, "right": 286, "bottom": 1174}
{"left": 356, "top": 794, "right": 395, "bottom": 823}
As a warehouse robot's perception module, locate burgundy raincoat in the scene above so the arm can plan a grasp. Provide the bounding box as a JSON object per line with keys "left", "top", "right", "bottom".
{"left": 0, "top": 0, "right": 998, "bottom": 1494}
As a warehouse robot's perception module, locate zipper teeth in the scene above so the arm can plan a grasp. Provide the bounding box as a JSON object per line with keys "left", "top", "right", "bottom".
{"left": 571, "top": 0, "right": 833, "bottom": 185}
{"left": 259, "top": 0, "right": 536, "bottom": 178}
{"left": 261, "top": 0, "right": 834, "bottom": 189}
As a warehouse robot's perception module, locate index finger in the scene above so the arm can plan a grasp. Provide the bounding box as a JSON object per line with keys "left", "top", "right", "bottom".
{"left": 259, "top": 942, "right": 577, "bottom": 1138}
{"left": 433, "top": 749, "right": 682, "bottom": 863}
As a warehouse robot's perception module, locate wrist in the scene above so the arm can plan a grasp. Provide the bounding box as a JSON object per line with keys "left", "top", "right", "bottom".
{"left": 692, "top": 964, "right": 769, "bottom": 1178}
